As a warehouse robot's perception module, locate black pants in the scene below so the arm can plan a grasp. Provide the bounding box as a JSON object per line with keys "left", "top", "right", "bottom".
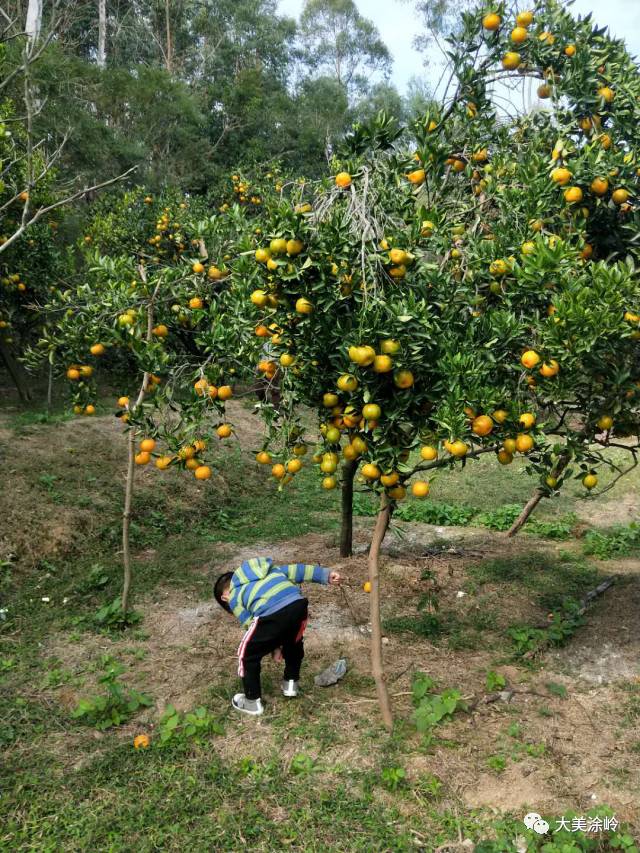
{"left": 238, "top": 598, "right": 308, "bottom": 700}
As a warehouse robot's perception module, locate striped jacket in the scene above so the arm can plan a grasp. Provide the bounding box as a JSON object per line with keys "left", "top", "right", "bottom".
{"left": 228, "top": 557, "right": 330, "bottom": 627}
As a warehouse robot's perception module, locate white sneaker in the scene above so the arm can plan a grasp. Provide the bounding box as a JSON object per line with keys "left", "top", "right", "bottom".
{"left": 232, "top": 693, "right": 264, "bottom": 715}
{"left": 281, "top": 679, "right": 299, "bottom": 697}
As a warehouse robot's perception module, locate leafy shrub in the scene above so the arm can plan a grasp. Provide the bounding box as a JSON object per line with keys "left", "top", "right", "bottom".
{"left": 72, "top": 661, "right": 152, "bottom": 730}
{"left": 477, "top": 504, "right": 523, "bottom": 531}
{"left": 92, "top": 597, "right": 141, "bottom": 630}
{"left": 507, "top": 603, "right": 584, "bottom": 659}
{"left": 395, "top": 501, "right": 476, "bottom": 526}
{"left": 527, "top": 514, "right": 577, "bottom": 540}
{"left": 583, "top": 523, "right": 640, "bottom": 559}
{"left": 158, "top": 704, "right": 224, "bottom": 744}
{"left": 379, "top": 766, "right": 407, "bottom": 791}
{"left": 411, "top": 672, "right": 466, "bottom": 734}
{"left": 485, "top": 670, "right": 506, "bottom": 691}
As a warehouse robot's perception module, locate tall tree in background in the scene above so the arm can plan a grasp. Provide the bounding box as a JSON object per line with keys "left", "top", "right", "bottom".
{"left": 299, "top": 0, "right": 392, "bottom": 98}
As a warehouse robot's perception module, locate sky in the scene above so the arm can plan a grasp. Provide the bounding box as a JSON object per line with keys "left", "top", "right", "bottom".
{"left": 277, "top": 0, "right": 640, "bottom": 95}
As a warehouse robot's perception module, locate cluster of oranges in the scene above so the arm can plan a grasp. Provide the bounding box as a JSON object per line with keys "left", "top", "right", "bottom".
{"left": 193, "top": 377, "right": 233, "bottom": 402}
{"left": 550, "top": 163, "right": 629, "bottom": 210}
{"left": 134, "top": 435, "right": 213, "bottom": 481}
{"left": 1, "top": 272, "right": 26, "bottom": 293}
{"left": 256, "top": 443, "right": 308, "bottom": 486}
{"left": 230, "top": 174, "right": 261, "bottom": 206}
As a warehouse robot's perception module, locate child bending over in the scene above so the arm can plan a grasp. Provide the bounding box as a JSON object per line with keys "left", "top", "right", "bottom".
{"left": 214, "top": 557, "right": 341, "bottom": 715}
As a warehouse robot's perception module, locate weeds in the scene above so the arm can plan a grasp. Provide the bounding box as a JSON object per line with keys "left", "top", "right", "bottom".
{"left": 72, "top": 660, "right": 152, "bottom": 729}
{"left": 583, "top": 523, "right": 640, "bottom": 559}
{"left": 157, "top": 704, "right": 224, "bottom": 744}
{"left": 411, "top": 672, "right": 467, "bottom": 735}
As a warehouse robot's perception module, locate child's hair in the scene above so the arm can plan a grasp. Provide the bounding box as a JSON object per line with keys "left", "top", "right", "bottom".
{"left": 213, "top": 571, "right": 233, "bottom": 612}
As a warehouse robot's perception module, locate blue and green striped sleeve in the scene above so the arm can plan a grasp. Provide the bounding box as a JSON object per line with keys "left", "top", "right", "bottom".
{"left": 280, "top": 563, "right": 330, "bottom": 584}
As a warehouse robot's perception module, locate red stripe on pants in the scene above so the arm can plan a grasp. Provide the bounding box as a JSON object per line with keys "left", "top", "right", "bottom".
{"left": 295, "top": 618, "right": 308, "bottom": 643}
{"left": 237, "top": 619, "right": 260, "bottom": 677}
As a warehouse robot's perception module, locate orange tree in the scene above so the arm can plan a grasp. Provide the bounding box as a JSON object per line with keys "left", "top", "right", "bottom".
{"left": 26, "top": 191, "right": 253, "bottom": 618}
{"left": 232, "top": 0, "right": 640, "bottom": 727}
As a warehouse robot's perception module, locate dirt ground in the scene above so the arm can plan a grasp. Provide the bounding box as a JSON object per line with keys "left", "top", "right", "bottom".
{"left": 43, "top": 524, "right": 640, "bottom": 826}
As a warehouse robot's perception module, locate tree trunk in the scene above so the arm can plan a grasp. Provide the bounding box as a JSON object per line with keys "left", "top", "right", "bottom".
{"left": 46, "top": 360, "right": 53, "bottom": 413}
{"left": 164, "top": 0, "right": 173, "bottom": 72}
{"left": 25, "top": 0, "right": 43, "bottom": 42}
{"left": 368, "top": 493, "right": 393, "bottom": 730}
{"left": 121, "top": 265, "right": 157, "bottom": 615}
{"left": 507, "top": 453, "right": 571, "bottom": 537}
{"left": 0, "top": 340, "right": 32, "bottom": 402}
{"left": 97, "top": 0, "right": 107, "bottom": 68}
{"left": 339, "top": 459, "right": 357, "bottom": 557}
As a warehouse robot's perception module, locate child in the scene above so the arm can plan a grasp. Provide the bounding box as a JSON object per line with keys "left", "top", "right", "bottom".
{"left": 213, "top": 557, "right": 341, "bottom": 715}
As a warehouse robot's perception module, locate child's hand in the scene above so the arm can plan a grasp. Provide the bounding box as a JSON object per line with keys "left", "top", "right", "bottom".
{"left": 328, "top": 571, "right": 342, "bottom": 585}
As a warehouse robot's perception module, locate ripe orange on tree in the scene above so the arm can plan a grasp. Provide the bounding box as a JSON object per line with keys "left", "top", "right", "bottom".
{"left": 335, "top": 172, "right": 352, "bottom": 188}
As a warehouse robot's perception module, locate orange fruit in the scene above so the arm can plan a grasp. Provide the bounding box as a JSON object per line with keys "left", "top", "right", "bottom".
{"left": 256, "top": 451, "right": 272, "bottom": 464}
{"left": 612, "top": 188, "right": 630, "bottom": 205}
{"left": 295, "top": 297, "right": 313, "bottom": 314}
{"left": 597, "top": 86, "right": 615, "bottom": 103}
{"left": 389, "top": 248, "right": 408, "bottom": 265}
{"left": 90, "top": 343, "right": 105, "bottom": 356}
{"left": 387, "top": 485, "right": 407, "bottom": 500}
{"left": 286, "top": 458, "right": 303, "bottom": 474}
{"left": 189, "top": 297, "right": 203, "bottom": 310}
{"left": 133, "top": 734, "right": 150, "bottom": 749}
{"left": 337, "top": 374, "right": 358, "bottom": 392}
{"left": 361, "top": 463, "right": 381, "bottom": 480}
{"left": 515, "top": 433, "right": 534, "bottom": 453}
{"left": 217, "top": 424, "right": 232, "bottom": 438}
{"left": 139, "top": 438, "right": 156, "bottom": 453}
{"left": 320, "top": 457, "right": 338, "bottom": 474}
{"left": 373, "top": 354, "right": 393, "bottom": 373}
{"left": 335, "top": 171, "right": 352, "bottom": 188}
{"left": 363, "top": 581, "right": 372, "bottom": 593}
{"left": 255, "top": 324, "right": 270, "bottom": 337}
{"left": 270, "top": 238, "right": 287, "bottom": 255}
{"left": 590, "top": 177, "right": 609, "bottom": 196}
{"left": 582, "top": 473, "right": 597, "bottom": 490}
{"left": 411, "top": 480, "right": 430, "bottom": 498}
{"left": 208, "top": 266, "right": 223, "bottom": 280}
{"left": 84, "top": 405, "right": 96, "bottom": 415}
{"left": 407, "top": 169, "right": 426, "bottom": 185}
{"left": 79, "top": 365, "right": 93, "bottom": 378}
{"left": 492, "top": 409, "right": 508, "bottom": 424}
{"left": 66, "top": 367, "right": 80, "bottom": 380}
{"left": 194, "top": 465, "right": 212, "bottom": 480}
{"left": 155, "top": 455, "right": 173, "bottom": 470}
{"left": 516, "top": 10, "right": 534, "bottom": 26}
{"left": 519, "top": 412, "right": 536, "bottom": 429}
{"left": 135, "top": 451, "right": 151, "bottom": 466}
{"left": 394, "top": 370, "right": 414, "bottom": 389}
{"left": 502, "top": 52, "right": 521, "bottom": 70}
{"left": 117, "top": 396, "right": 129, "bottom": 408}
{"left": 472, "top": 415, "right": 493, "bottom": 437}
{"left": 287, "top": 239, "right": 304, "bottom": 256}
{"left": 272, "top": 463, "right": 286, "bottom": 480}
{"left": 255, "top": 248, "right": 270, "bottom": 263}
{"left": 217, "top": 385, "right": 233, "bottom": 401}
{"left": 322, "top": 476, "right": 337, "bottom": 490}
{"left": 564, "top": 186, "right": 583, "bottom": 204}
{"left": 380, "top": 472, "right": 400, "bottom": 487}
{"left": 194, "top": 378, "right": 208, "bottom": 396}
{"left": 511, "top": 26, "right": 528, "bottom": 44}
{"left": 564, "top": 44, "right": 576, "bottom": 57}
{"left": 208, "top": 385, "right": 218, "bottom": 399}
{"left": 280, "top": 353, "right": 295, "bottom": 368}
{"left": 420, "top": 445, "right": 438, "bottom": 461}
{"left": 551, "top": 167, "right": 572, "bottom": 186}
{"left": 497, "top": 449, "right": 513, "bottom": 465}
{"left": 482, "top": 12, "right": 501, "bottom": 30}
{"left": 539, "top": 360, "right": 559, "bottom": 377}
{"left": 192, "top": 262, "right": 204, "bottom": 274}
{"left": 503, "top": 438, "right": 517, "bottom": 454}
{"left": 250, "top": 289, "right": 268, "bottom": 307}
{"left": 521, "top": 350, "right": 540, "bottom": 369}
{"left": 444, "top": 439, "right": 468, "bottom": 458}
{"left": 597, "top": 415, "right": 613, "bottom": 431}
{"left": 362, "top": 403, "right": 382, "bottom": 421}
